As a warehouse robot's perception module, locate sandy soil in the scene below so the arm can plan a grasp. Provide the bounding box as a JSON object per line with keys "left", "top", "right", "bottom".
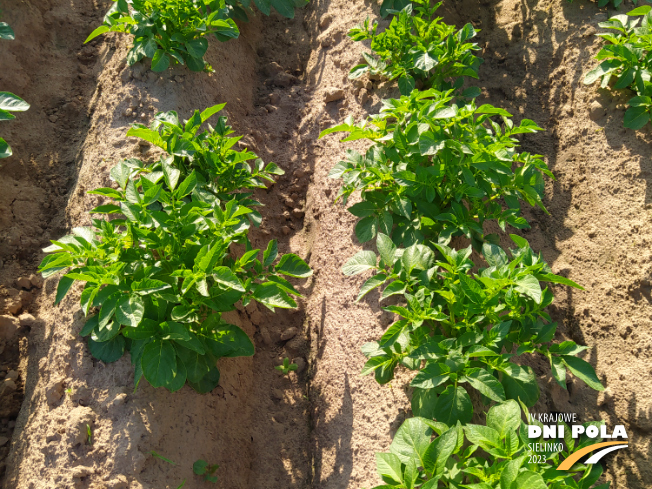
{"left": 0, "top": 0, "right": 650, "bottom": 488}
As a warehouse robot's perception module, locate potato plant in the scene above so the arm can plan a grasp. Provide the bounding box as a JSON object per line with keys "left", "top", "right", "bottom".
{"left": 348, "top": 1, "right": 481, "bottom": 95}
{"left": 86, "top": 0, "right": 308, "bottom": 72}
{"left": 39, "top": 105, "right": 311, "bottom": 393}
{"left": 321, "top": 89, "right": 549, "bottom": 250}
{"left": 569, "top": 0, "right": 649, "bottom": 9}
{"left": 346, "top": 235, "right": 601, "bottom": 424}
{"left": 85, "top": 0, "right": 240, "bottom": 72}
{"left": 227, "top": 0, "right": 310, "bottom": 21}
{"left": 372, "top": 402, "right": 609, "bottom": 489}
{"left": 584, "top": 6, "right": 652, "bottom": 129}
{"left": 0, "top": 22, "right": 30, "bottom": 159}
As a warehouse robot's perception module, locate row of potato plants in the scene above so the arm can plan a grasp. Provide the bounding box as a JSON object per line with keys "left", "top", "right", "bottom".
{"left": 321, "top": 2, "right": 609, "bottom": 488}
{"left": 86, "top": 0, "right": 309, "bottom": 72}
{"left": 39, "top": 105, "right": 312, "bottom": 393}
{"left": 0, "top": 20, "right": 30, "bottom": 159}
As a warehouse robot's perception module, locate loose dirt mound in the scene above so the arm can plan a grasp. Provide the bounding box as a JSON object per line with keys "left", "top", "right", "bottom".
{"left": 0, "top": 0, "right": 650, "bottom": 488}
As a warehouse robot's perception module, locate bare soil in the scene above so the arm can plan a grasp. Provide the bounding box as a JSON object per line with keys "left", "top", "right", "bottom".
{"left": 0, "top": 0, "right": 650, "bottom": 488}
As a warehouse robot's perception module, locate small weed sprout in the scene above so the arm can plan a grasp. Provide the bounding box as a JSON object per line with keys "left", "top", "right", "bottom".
{"left": 275, "top": 357, "right": 298, "bottom": 375}
{"left": 193, "top": 459, "right": 219, "bottom": 483}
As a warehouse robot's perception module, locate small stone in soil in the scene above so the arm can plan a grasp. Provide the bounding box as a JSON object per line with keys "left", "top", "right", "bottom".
{"left": 272, "top": 72, "right": 297, "bottom": 88}
{"left": 15, "top": 277, "right": 31, "bottom": 290}
{"left": 280, "top": 327, "right": 298, "bottom": 341}
{"left": 264, "top": 62, "right": 284, "bottom": 77}
{"left": 6, "top": 297, "right": 22, "bottom": 315}
{"left": 260, "top": 327, "right": 273, "bottom": 346}
{"left": 269, "top": 92, "right": 281, "bottom": 105}
{"left": 71, "top": 465, "right": 94, "bottom": 478}
{"left": 359, "top": 89, "right": 370, "bottom": 105}
{"left": 320, "top": 14, "right": 332, "bottom": 29}
{"left": 2, "top": 379, "right": 17, "bottom": 392}
{"left": 0, "top": 315, "right": 19, "bottom": 341}
{"left": 29, "top": 274, "right": 43, "bottom": 288}
{"left": 19, "top": 313, "right": 36, "bottom": 327}
{"left": 293, "top": 357, "right": 306, "bottom": 373}
{"left": 46, "top": 380, "right": 64, "bottom": 405}
{"left": 589, "top": 101, "right": 604, "bottom": 121}
{"left": 324, "top": 87, "right": 345, "bottom": 103}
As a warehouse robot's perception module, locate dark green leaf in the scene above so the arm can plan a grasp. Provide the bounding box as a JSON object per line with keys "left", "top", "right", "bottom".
{"left": 142, "top": 339, "right": 177, "bottom": 388}
{"left": 464, "top": 367, "right": 505, "bottom": 402}
{"left": 275, "top": 253, "right": 312, "bottom": 278}
{"left": 434, "top": 385, "right": 473, "bottom": 425}
{"left": 116, "top": 295, "right": 145, "bottom": 327}
{"left": 561, "top": 355, "right": 604, "bottom": 391}
{"left": 151, "top": 50, "right": 170, "bottom": 72}
{"left": 88, "top": 335, "right": 125, "bottom": 362}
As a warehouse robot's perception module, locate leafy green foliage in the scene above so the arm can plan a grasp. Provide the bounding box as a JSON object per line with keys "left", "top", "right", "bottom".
{"left": 39, "top": 105, "right": 311, "bottom": 393}
{"left": 229, "top": 0, "right": 309, "bottom": 20}
{"left": 126, "top": 103, "right": 284, "bottom": 215}
{"left": 352, "top": 234, "right": 599, "bottom": 425}
{"left": 193, "top": 459, "right": 219, "bottom": 483}
{"left": 0, "top": 91, "right": 29, "bottom": 159}
{"left": 0, "top": 22, "right": 29, "bottom": 159}
{"left": 321, "top": 89, "right": 550, "bottom": 250}
{"left": 348, "top": 1, "right": 481, "bottom": 94}
{"left": 569, "top": 0, "right": 650, "bottom": 9}
{"left": 372, "top": 402, "right": 608, "bottom": 489}
{"left": 275, "top": 356, "right": 297, "bottom": 375}
{"left": 85, "top": 0, "right": 308, "bottom": 72}
{"left": 328, "top": 4, "right": 606, "bottom": 487}
{"left": 85, "top": 0, "right": 240, "bottom": 72}
{"left": 584, "top": 6, "right": 652, "bottom": 129}
{"left": 0, "top": 22, "right": 15, "bottom": 40}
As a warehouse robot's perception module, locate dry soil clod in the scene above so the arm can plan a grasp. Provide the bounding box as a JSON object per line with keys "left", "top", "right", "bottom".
{"left": 324, "top": 87, "right": 345, "bottom": 103}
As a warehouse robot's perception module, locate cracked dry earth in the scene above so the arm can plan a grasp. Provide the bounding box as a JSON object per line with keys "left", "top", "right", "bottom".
{"left": 0, "top": 0, "right": 650, "bottom": 488}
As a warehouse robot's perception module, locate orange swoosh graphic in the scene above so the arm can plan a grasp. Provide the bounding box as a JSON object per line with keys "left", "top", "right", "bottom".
{"left": 557, "top": 441, "right": 628, "bottom": 470}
